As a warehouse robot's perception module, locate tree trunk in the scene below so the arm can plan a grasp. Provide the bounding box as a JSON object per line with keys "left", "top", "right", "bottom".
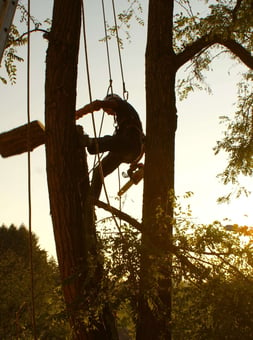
{"left": 45, "top": 1, "right": 116, "bottom": 338}
{"left": 137, "top": 1, "right": 177, "bottom": 339}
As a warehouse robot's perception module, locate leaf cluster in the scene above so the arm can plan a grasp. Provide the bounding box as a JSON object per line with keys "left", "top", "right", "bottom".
{"left": 1, "top": 4, "right": 51, "bottom": 85}
{"left": 99, "top": 0, "right": 143, "bottom": 47}
{"left": 172, "top": 276, "right": 253, "bottom": 339}
{"left": 174, "top": 1, "right": 213, "bottom": 98}
{"left": 214, "top": 71, "right": 253, "bottom": 201}
{"left": 171, "top": 194, "right": 253, "bottom": 338}
{"left": 96, "top": 221, "right": 141, "bottom": 336}
{"left": 1, "top": 24, "right": 26, "bottom": 84}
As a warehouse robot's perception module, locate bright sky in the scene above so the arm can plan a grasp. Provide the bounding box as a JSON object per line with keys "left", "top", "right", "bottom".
{"left": 0, "top": 0, "right": 252, "bottom": 259}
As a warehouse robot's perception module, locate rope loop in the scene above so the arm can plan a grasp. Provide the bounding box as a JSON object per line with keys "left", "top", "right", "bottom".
{"left": 123, "top": 84, "right": 129, "bottom": 101}
{"left": 102, "top": 0, "right": 129, "bottom": 100}
{"left": 111, "top": 0, "right": 128, "bottom": 98}
{"left": 106, "top": 79, "right": 114, "bottom": 97}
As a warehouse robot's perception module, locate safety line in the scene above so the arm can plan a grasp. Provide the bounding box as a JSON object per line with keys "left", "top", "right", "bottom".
{"left": 111, "top": 0, "right": 128, "bottom": 100}
{"left": 101, "top": 0, "right": 123, "bottom": 214}
{"left": 26, "top": 0, "right": 37, "bottom": 338}
{"left": 81, "top": 0, "right": 103, "bottom": 178}
{"left": 101, "top": 0, "right": 113, "bottom": 95}
{"left": 81, "top": 0, "right": 123, "bottom": 236}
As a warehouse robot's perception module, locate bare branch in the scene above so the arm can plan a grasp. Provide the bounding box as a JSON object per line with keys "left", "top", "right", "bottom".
{"left": 95, "top": 200, "right": 142, "bottom": 231}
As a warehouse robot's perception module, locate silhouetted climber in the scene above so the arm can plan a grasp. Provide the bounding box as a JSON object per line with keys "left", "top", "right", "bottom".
{"left": 76, "top": 94, "right": 144, "bottom": 200}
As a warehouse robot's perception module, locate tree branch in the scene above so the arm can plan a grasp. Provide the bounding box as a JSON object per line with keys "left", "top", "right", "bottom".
{"left": 96, "top": 199, "right": 209, "bottom": 279}
{"left": 175, "top": 34, "right": 213, "bottom": 69}
{"left": 95, "top": 200, "right": 142, "bottom": 231}
{"left": 218, "top": 38, "right": 253, "bottom": 69}
{"left": 176, "top": 34, "right": 253, "bottom": 70}
{"left": 6, "top": 28, "right": 49, "bottom": 48}
{"left": 232, "top": 0, "right": 243, "bottom": 21}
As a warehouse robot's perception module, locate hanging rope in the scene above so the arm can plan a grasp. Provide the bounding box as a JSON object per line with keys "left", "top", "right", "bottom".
{"left": 81, "top": 0, "right": 123, "bottom": 236}
{"left": 109, "top": 0, "right": 131, "bottom": 215}
{"left": 101, "top": 0, "right": 113, "bottom": 96}
{"left": 100, "top": 0, "right": 133, "bottom": 222}
{"left": 101, "top": 0, "right": 123, "bottom": 214}
{"left": 80, "top": 0, "right": 103, "bottom": 181}
{"left": 111, "top": 0, "right": 128, "bottom": 100}
{"left": 26, "top": 0, "right": 37, "bottom": 338}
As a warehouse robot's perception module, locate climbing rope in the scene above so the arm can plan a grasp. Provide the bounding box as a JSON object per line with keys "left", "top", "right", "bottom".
{"left": 101, "top": 0, "right": 126, "bottom": 218}
{"left": 26, "top": 0, "right": 37, "bottom": 338}
{"left": 81, "top": 0, "right": 124, "bottom": 236}
{"left": 111, "top": 0, "right": 128, "bottom": 100}
{"left": 101, "top": 0, "right": 113, "bottom": 96}
{"left": 102, "top": 0, "right": 129, "bottom": 99}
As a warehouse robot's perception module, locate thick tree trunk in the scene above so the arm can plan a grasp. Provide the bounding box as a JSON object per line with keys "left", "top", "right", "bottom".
{"left": 137, "top": 1, "right": 177, "bottom": 339}
{"left": 44, "top": 1, "right": 116, "bottom": 338}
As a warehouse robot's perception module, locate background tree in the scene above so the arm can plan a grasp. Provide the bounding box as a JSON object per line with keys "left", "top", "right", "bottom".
{"left": 138, "top": 1, "right": 253, "bottom": 338}
{"left": 0, "top": 224, "right": 70, "bottom": 339}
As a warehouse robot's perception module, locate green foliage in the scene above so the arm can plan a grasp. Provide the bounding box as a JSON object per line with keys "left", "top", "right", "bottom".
{"left": 173, "top": 277, "right": 253, "bottom": 340}
{"left": 1, "top": 24, "right": 26, "bottom": 85}
{"left": 214, "top": 71, "right": 253, "bottom": 201}
{"left": 175, "top": 1, "right": 253, "bottom": 100}
{"left": 1, "top": 4, "right": 51, "bottom": 85}
{"left": 0, "top": 224, "right": 71, "bottom": 339}
{"left": 1, "top": 205, "right": 243, "bottom": 338}
{"left": 173, "top": 1, "right": 253, "bottom": 197}
{"left": 174, "top": 1, "right": 214, "bottom": 99}
{"left": 95, "top": 193, "right": 253, "bottom": 338}
{"left": 100, "top": 0, "right": 143, "bottom": 47}
{"left": 171, "top": 193, "right": 253, "bottom": 338}
{"left": 98, "top": 222, "right": 140, "bottom": 337}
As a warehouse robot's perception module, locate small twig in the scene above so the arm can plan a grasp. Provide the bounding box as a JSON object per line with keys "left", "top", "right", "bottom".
{"left": 6, "top": 28, "right": 49, "bottom": 48}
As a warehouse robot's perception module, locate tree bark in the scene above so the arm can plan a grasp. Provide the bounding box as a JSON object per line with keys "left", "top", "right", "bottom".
{"left": 137, "top": 1, "right": 177, "bottom": 339}
{"left": 45, "top": 1, "right": 115, "bottom": 338}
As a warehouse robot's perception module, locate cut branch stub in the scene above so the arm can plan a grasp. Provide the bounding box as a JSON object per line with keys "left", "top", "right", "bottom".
{"left": 0, "top": 120, "right": 45, "bottom": 157}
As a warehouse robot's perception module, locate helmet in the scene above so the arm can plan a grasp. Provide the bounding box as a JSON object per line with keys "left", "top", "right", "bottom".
{"left": 104, "top": 93, "right": 122, "bottom": 101}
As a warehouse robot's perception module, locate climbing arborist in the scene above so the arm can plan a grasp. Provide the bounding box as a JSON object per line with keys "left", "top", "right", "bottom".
{"left": 76, "top": 94, "right": 144, "bottom": 200}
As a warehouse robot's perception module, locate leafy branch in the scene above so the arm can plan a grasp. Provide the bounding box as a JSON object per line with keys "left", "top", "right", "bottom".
{"left": 1, "top": 3, "right": 51, "bottom": 85}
